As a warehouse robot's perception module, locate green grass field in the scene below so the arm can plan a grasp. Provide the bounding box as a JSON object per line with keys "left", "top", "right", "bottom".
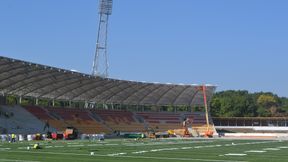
{"left": 0, "top": 138, "right": 288, "bottom": 162}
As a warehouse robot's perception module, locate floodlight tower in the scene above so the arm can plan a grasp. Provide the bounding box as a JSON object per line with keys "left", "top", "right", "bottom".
{"left": 92, "top": 0, "right": 113, "bottom": 77}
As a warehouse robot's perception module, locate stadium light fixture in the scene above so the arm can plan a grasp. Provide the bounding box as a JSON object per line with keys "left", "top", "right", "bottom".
{"left": 92, "top": 0, "right": 113, "bottom": 77}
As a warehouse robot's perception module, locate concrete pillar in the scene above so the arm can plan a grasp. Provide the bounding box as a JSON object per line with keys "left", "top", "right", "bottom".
{"left": 35, "top": 98, "right": 39, "bottom": 105}
{"left": 19, "top": 96, "right": 22, "bottom": 104}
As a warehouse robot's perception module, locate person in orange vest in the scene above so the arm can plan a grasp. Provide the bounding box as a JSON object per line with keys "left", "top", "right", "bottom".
{"left": 204, "top": 130, "right": 213, "bottom": 138}
{"left": 51, "top": 132, "right": 57, "bottom": 140}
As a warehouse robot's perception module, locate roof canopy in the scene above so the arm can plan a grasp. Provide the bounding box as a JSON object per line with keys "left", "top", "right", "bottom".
{"left": 0, "top": 56, "right": 216, "bottom": 106}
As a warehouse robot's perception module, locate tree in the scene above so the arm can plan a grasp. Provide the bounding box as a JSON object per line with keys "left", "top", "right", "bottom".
{"left": 210, "top": 90, "right": 288, "bottom": 117}
{"left": 257, "top": 94, "right": 278, "bottom": 116}
{"left": 210, "top": 90, "right": 285, "bottom": 117}
{"left": 257, "top": 94, "right": 277, "bottom": 108}
{"left": 210, "top": 90, "right": 257, "bottom": 117}
{"left": 6, "top": 95, "right": 17, "bottom": 105}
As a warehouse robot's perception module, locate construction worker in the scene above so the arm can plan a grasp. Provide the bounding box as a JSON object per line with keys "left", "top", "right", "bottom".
{"left": 33, "top": 143, "right": 41, "bottom": 149}
{"left": 11, "top": 133, "right": 16, "bottom": 143}
{"left": 182, "top": 118, "right": 190, "bottom": 136}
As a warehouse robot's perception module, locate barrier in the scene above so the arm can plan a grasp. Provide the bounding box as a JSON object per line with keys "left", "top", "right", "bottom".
{"left": 223, "top": 133, "right": 288, "bottom": 138}
{"left": 1, "top": 133, "right": 105, "bottom": 142}
{"left": 18, "top": 134, "right": 24, "bottom": 141}
{"left": 27, "top": 134, "right": 33, "bottom": 141}
{"left": 1, "top": 134, "right": 7, "bottom": 142}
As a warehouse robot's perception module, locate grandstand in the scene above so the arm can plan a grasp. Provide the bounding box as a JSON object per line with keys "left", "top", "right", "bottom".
{"left": 0, "top": 105, "right": 50, "bottom": 134}
{"left": 0, "top": 56, "right": 216, "bottom": 136}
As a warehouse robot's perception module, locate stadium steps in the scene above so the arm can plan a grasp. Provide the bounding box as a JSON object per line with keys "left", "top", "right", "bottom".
{"left": 89, "top": 113, "right": 115, "bottom": 134}
{"left": 63, "top": 119, "right": 112, "bottom": 134}
{"left": 0, "top": 105, "right": 55, "bottom": 134}
{"left": 48, "top": 111, "right": 62, "bottom": 120}
{"left": 147, "top": 123, "right": 182, "bottom": 132}
{"left": 39, "top": 106, "right": 59, "bottom": 120}
{"left": 47, "top": 119, "right": 68, "bottom": 131}
{"left": 104, "top": 121, "right": 146, "bottom": 132}
{"left": 136, "top": 112, "right": 183, "bottom": 132}
{"left": 132, "top": 113, "right": 144, "bottom": 123}
{"left": 92, "top": 110, "right": 147, "bottom": 133}
{"left": 87, "top": 111, "right": 102, "bottom": 122}
{"left": 25, "top": 105, "right": 56, "bottom": 120}
{"left": 39, "top": 108, "right": 113, "bottom": 134}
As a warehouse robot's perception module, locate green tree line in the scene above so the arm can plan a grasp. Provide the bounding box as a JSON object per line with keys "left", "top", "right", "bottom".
{"left": 210, "top": 90, "right": 288, "bottom": 117}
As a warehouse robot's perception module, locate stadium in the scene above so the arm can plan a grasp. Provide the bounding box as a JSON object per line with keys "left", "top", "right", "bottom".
{"left": 1, "top": 1, "right": 288, "bottom": 162}
{"left": 1, "top": 56, "right": 288, "bottom": 162}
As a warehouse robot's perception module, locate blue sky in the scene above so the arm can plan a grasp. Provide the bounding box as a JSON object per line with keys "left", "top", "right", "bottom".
{"left": 1, "top": 0, "right": 288, "bottom": 97}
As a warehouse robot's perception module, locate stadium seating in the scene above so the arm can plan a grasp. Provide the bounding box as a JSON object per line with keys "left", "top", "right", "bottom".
{"left": 137, "top": 112, "right": 181, "bottom": 122}
{"left": 183, "top": 112, "right": 208, "bottom": 124}
{"left": 25, "top": 105, "right": 54, "bottom": 120}
{"left": 136, "top": 112, "right": 182, "bottom": 132}
{"left": 93, "top": 110, "right": 145, "bottom": 132}
{"left": 64, "top": 120, "right": 111, "bottom": 134}
{"left": 0, "top": 105, "right": 50, "bottom": 134}
{"left": 25, "top": 106, "right": 111, "bottom": 134}
{"left": 135, "top": 111, "right": 215, "bottom": 135}
{"left": 2, "top": 104, "right": 216, "bottom": 135}
{"left": 93, "top": 110, "right": 136, "bottom": 123}
{"left": 48, "top": 107, "right": 99, "bottom": 121}
{"left": 45, "top": 108, "right": 111, "bottom": 134}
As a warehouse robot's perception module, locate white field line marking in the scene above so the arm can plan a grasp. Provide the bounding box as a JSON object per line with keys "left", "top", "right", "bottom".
{"left": 113, "top": 141, "right": 279, "bottom": 156}
{"left": 263, "top": 148, "right": 280, "bottom": 151}
{"left": 18, "top": 146, "right": 65, "bottom": 149}
{"left": 213, "top": 145, "right": 221, "bottom": 147}
{"left": 1, "top": 150, "right": 248, "bottom": 162}
{"left": 194, "top": 146, "right": 202, "bottom": 149}
{"left": 122, "top": 141, "right": 280, "bottom": 157}
{"left": 87, "top": 144, "right": 102, "bottom": 147}
{"left": 278, "top": 146, "right": 288, "bottom": 149}
{"left": 194, "top": 145, "right": 222, "bottom": 149}
{"left": 107, "top": 153, "right": 127, "bottom": 156}
{"left": 132, "top": 150, "right": 148, "bottom": 154}
{"left": 224, "top": 140, "right": 279, "bottom": 147}
{"left": 112, "top": 147, "right": 182, "bottom": 155}
{"left": 116, "top": 144, "right": 218, "bottom": 156}
{"left": 0, "top": 148, "right": 11, "bottom": 150}
{"left": 124, "top": 140, "right": 213, "bottom": 147}
{"left": 1, "top": 150, "right": 96, "bottom": 156}
{"left": 0, "top": 159, "right": 40, "bottom": 162}
{"left": 150, "top": 148, "right": 179, "bottom": 152}
{"left": 66, "top": 142, "right": 79, "bottom": 144}
{"left": 17, "top": 143, "right": 115, "bottom": 150}
{"left": 224, "top": 153, "right": 247, "bottom": 156}
{"left": 17, "top": 147, "right": 28, "bottom": 150}
{"left": 245, "top": 150, "right": 266, "bottom": 153}
{"left": 108, "top": 142, "right": 246, "bottom": 156}
{"left": 67, "top": 145, "right": 84, "bottom": 147}
{"left": 117, "top": 155, "right": 248, "bottom": 162}
{"left": 105, "top": 144, "right": 118, "bottom": 146}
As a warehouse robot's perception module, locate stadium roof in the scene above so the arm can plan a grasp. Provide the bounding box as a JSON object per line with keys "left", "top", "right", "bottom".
{"left": 0, "top": 56, "right": 216, "bottom": 106}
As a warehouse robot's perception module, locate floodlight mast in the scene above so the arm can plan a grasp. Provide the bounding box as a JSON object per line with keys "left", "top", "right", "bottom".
{"left": 92, "top": 0, "right": 113, "bottom": 77}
